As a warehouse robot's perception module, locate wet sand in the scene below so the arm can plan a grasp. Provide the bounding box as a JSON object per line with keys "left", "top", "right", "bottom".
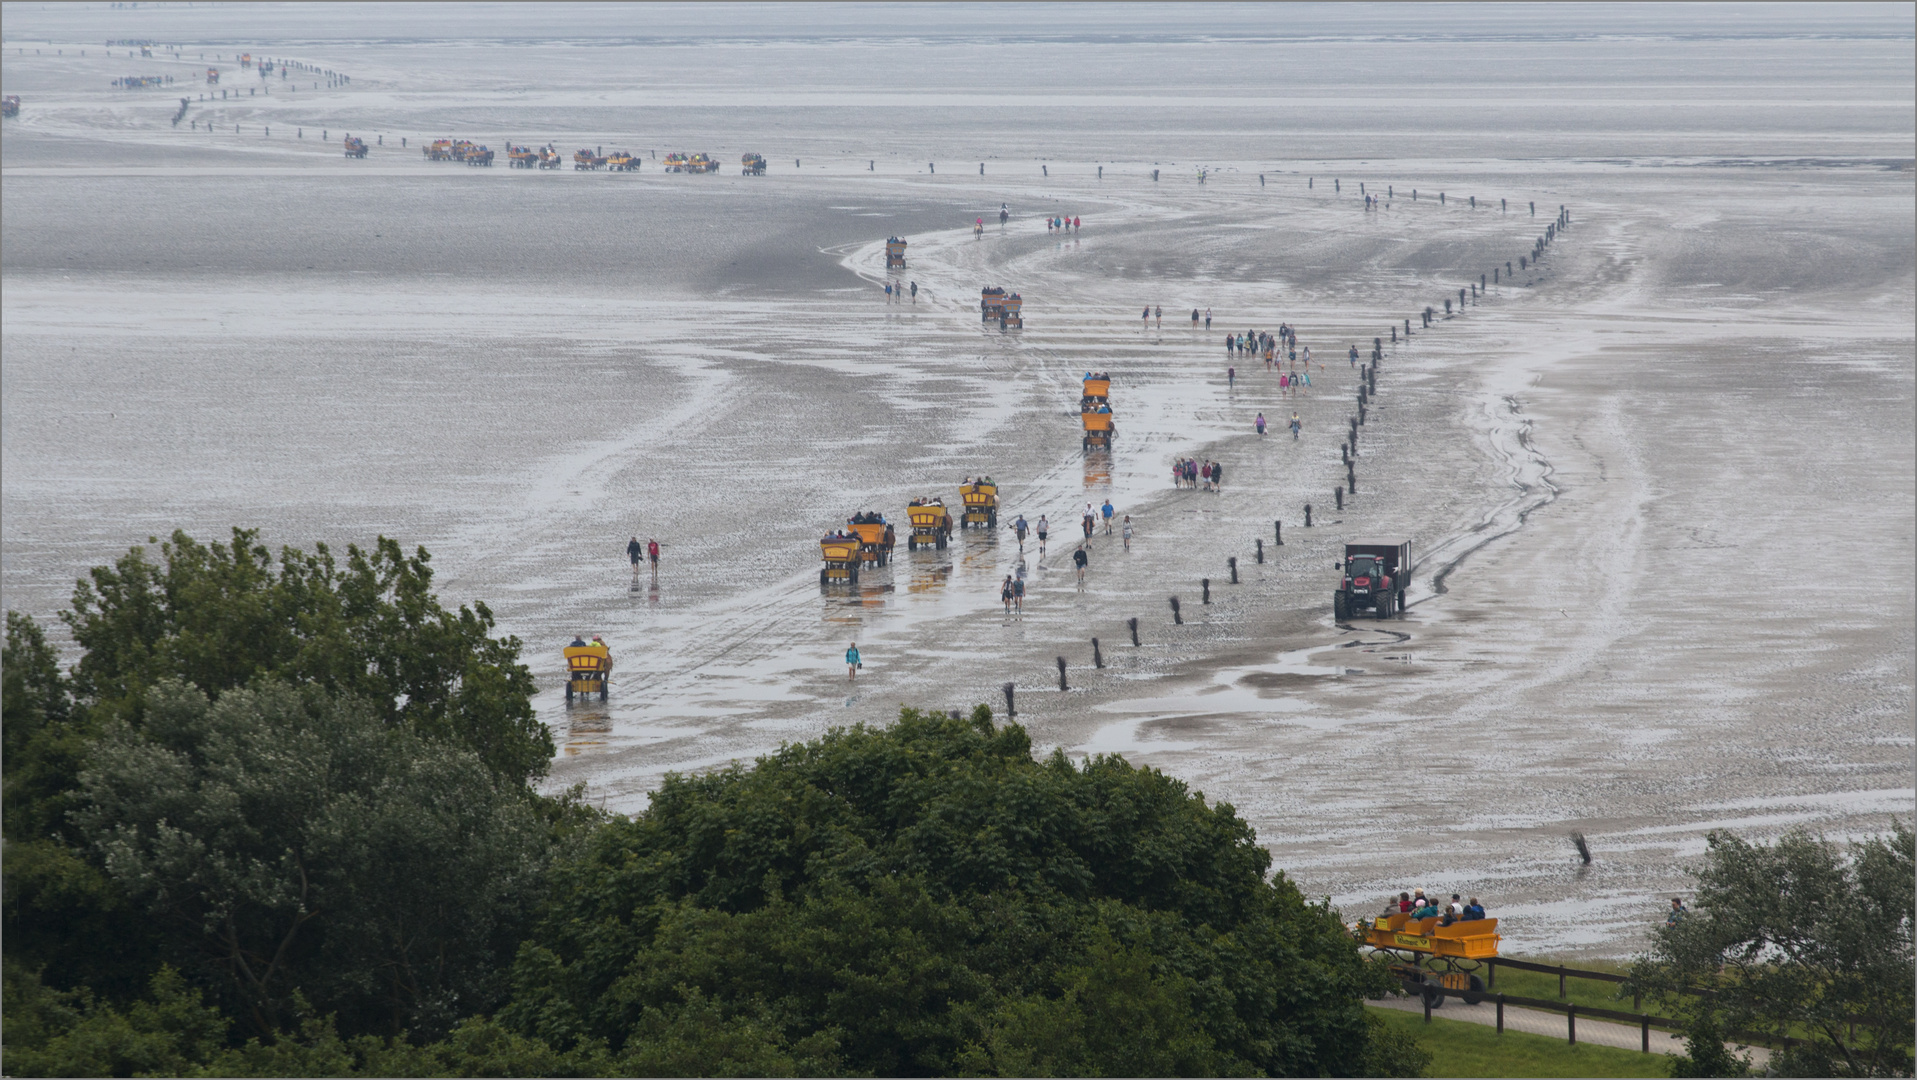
{"left": 4, "top": 6, "right": 1912, "bottom": 958}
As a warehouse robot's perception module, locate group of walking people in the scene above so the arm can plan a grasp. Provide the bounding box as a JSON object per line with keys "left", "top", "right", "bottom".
{"left": 1171, "top": 458, "right": 1224, "bottom": 491}
{"left": 1046, "top": 215, "right": 1080, "bottom": 233}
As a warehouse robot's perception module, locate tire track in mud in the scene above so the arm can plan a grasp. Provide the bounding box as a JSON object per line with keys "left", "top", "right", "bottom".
{"left": 1407, "top": 392, "right": 1559, "bottom": 606}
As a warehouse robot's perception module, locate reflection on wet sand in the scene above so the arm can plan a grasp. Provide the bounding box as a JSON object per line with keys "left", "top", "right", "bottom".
{"left": 562, "top": 704, "right": 611, "bottom": 755}
{"left": 824, "top": 581, "right": 893, "bottom": 622}
{"left": 907, "top": 560, "right": 952, "bottom": 594}
{"left": 1083, "top": 448, "right": 1113, "bottom": 488}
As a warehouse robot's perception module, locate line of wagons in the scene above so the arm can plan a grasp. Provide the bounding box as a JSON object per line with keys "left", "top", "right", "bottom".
{"left": 413, "top": 143, "right": 769, "bottom": 173}
{"left": 820, "top": 481, "right": 999, "bottom": 586}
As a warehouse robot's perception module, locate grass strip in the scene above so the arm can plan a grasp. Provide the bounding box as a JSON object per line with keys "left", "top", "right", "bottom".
{"left": 1369, "top": 1005, "right": 1672, "bottom": 1078}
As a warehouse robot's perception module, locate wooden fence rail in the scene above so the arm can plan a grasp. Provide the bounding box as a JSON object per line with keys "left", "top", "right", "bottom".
{"left": 1394, "top": 977, "right": 1799, "bottom": 1053}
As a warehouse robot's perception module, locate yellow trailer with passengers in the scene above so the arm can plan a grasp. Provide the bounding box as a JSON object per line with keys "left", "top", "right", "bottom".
{"left": 1355, "top": 911, "right": 1502, "bottom": 1009}
{"left": 820, "top": 534, "right": 862, "bottom": 586}
{"left": 563, "top": 642, "right": 612, "bottom": 703}
{"left": 959, "top": 480, "right": 998, "bottom": 529}
{"left": 906, "top": 499, "right": 952, "bottom": 550}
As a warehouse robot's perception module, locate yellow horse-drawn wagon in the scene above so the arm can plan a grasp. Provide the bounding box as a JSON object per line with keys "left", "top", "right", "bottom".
{"left": 849, "top": 518, "right": 894, "bottom": 565}
{"left": 981, "top": 287, "right": 1023, "bottom": 328}
{"left": 563, "top": 642, "right": 612, "bottom": 703}
{"left": 906, "top": 499, "right": 952, "bottom": 550}
{"left": 959, "top": 479, "right": 998, "bottom": 529}
{"left": 820, "top": 534, "right": 862, "bottom": 586}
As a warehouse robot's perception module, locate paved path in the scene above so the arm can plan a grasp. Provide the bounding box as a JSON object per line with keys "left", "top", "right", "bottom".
{"left": 1368, "top": 996, "right": 1774, "bottom": 1067}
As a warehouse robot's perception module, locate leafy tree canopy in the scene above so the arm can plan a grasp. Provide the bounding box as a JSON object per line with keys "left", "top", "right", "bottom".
{"left": 74, "top": 679, "right": 552, "bottom": 1041}
{"left": 62, "top": 528, "right": 550, "bottom": 785}
{"left": 504, "top": 706, "right": 1419, "bottom": 1077}
{"left": 1630, "top": 823, "right": 1914, "bottom": 1078}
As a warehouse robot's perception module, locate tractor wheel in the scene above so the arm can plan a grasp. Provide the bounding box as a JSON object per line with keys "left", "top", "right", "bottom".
{"left": 1334, "top": 593, "right": 1349, "bottom": 621}
{"left": 565, "top": 687, "right": 574, "bottom": 704}
{"left": 988, "top": 512, "right": 997, "bottom": 528}
{"left": 1398, "top": 589, "right": 1408, "bottom": 617}
{"left": 820, "top": 568, "right": 829, "bottom": 586}
{"left": 1422, "top": 983, "right": 1445, "bottom": 1010}
{"left": 1463, "top": 975, "right": 1486, "bottom": 1005}
{"left": 907, "top": 539, "right": 916, "bottom": 551}
{"left": 849, "top": 566, "right": 859, "bottom": 584}
{"left": 1376, "top": 590, "right": 1392, "bottom": 619}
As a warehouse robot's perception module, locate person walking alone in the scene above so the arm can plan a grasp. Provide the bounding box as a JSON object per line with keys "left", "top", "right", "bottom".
{"left": 1256, "top": 412, "right": 1267, "bottom": 437}
{"left": 1289, "top": 412, "right": 1301, "bottom": 439}
{"left": 1121, "top": 515, "right": 1133, "bottom": 551}
{"left": 1073, "top": 543, "right": 1089, "bottom": 589}
{"left": 1228, "top": 365, "right": 1236, "bottom": 390}
{"left": 845, "top": 642, "right": 861, "bottom": 681}
{"left": 1204, "top": 307, "right": 1212, "bottom": 330}
{"left": 1012, "top": 514, "right": 1028, "bottom": 548}
{"left": 1154, "top": 305, "right": 1162, "bottom": 328}
{"left": 1101, "top": 498, "right": 1114, "bottom": 533}
{"left": 1036, "top": 514, "right": 1049, "bottom": 556}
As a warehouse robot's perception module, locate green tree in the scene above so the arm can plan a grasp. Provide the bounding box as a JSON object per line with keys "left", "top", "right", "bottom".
{"left": 74, "top": 679, "right": 551, "bottom": 1040}
{"left": 62, "top": 528, "right": 550, "bottom": 785}
{"left": 1629, "top": 824, "right": 1915, "bottom": 1078}
{"left": 0, "top": 964, "right": 231, "bottom": 1079}
{"left": 3, "top": 613, "right": 162, "bottom": 1000}
{"left": 503, "top": 706, "right": 1416, "bottom": 1077}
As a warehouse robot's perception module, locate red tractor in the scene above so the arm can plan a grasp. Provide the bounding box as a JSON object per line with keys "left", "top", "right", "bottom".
{"left": 1334, "top": 540, "right": 1409, "bottom": 621}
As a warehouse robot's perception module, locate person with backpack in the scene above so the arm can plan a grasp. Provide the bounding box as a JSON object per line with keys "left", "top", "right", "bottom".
{"left": 845, "top": 642, "right": 861, "bottom": 681}
{"left": 1256, "top": 412, "right": 1267, "bottom": 436}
